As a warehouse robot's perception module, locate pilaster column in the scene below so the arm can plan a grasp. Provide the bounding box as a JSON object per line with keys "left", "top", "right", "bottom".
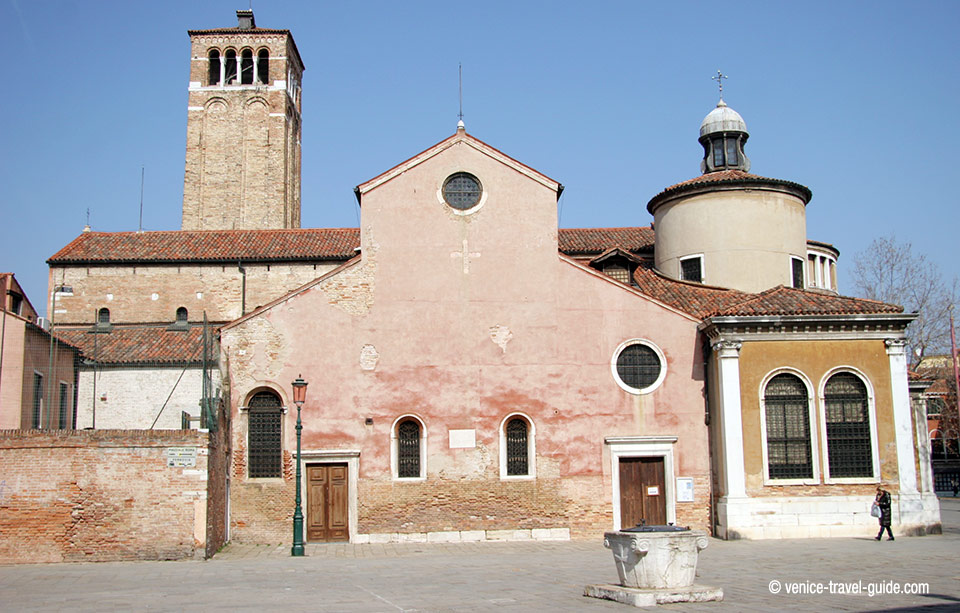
{"left": 714, "top": 340, "right": 746, "bottom": 499}
{"left": 885, "top": 338, "right": 919, "bottom": 496}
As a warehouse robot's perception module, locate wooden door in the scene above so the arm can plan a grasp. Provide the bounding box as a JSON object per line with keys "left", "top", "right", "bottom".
{"left": 619, "top": 456, "right": 666, "bottom": 528}
{"left": 306, "top": 463, "right": 349, "bottom": 542}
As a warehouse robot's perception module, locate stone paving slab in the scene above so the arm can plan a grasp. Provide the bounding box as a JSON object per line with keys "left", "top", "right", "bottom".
{"left": 1, "top": 498, "right": 958, "bottom": 612}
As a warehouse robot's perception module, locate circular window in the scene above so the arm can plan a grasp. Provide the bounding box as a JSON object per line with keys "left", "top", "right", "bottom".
{"left": 612, "top": 340, "right": 666, "bottom": 394}
{"left": 442, "top": 172, "right": 482, "bottom": 210}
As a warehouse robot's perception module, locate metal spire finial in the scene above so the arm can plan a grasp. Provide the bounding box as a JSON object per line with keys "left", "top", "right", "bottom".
{"left": 712, "top": 70, "right": 728, "bottom": 102}
{"left": 457, "top": 63, "right": 465, "bottom": 130}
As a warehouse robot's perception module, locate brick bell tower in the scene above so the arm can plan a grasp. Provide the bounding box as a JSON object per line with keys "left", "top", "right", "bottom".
{"left": 181, "top": 10, "right": 304, "bottom": 230}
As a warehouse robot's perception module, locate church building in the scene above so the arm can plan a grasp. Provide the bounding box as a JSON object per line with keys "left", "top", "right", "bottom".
{"left": 46, "top": 11, "right": 940, "bottom": 542}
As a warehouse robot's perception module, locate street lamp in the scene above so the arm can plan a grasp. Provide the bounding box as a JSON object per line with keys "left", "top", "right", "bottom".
{"left": 291, "top": 375, "right": 308, "bottom": 557}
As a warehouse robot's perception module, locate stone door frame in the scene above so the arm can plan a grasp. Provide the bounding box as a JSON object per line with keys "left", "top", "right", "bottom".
{"left": 299, "top": 449, "right": 360, "bottom": 542}
{"left": 606, "top": 436, "right": 678, "bottom": 530}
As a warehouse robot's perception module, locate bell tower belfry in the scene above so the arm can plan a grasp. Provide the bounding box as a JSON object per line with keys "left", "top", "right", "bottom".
{"left": 181, "top": 10, "right": 304, "bottom": 231}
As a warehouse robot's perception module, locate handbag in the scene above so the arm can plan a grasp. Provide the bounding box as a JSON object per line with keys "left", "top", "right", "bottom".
{"left": 870, "top": 501, "right": 881, "bottom": 518}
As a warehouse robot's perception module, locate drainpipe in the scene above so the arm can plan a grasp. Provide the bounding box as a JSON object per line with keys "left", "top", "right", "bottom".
{"left": 0, "top": 307, "right": 6, "bottom": 404}
{"left": 238, "top": 261, "right": 247, "bottom": 316}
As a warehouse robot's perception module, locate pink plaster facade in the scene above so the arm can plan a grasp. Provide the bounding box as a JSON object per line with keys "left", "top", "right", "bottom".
{"left": 221, "top": 131, "right": 711, "bottom": 541}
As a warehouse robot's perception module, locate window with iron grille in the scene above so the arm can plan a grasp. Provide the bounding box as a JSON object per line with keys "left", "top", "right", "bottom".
{"left": 602, "top": 263, "right": 631, "bottom": 285}
{"left": 680, "top": 257, "right": 702, "bottom": 283}
{"left": 397, "top": 420, "right": 421, "bottom": 478}
{"left": 442, "top": 172, "right": 482, "bottom": 210}
{"left": 32, "top": 373, "right": 43, "bottom": 429}
{"left": 615, "top": 343, "right": 663, "bottom": 392}
{"left": 824, "top": 373, "right": 873, "bottom": 478}
{"left": 764, "top": 373, "right": 813, "bottom": 480}
{"left": 506, "top": 418, "right": 529, "bottom": 476}
{"left": 248, "top": 391, "right": 282, "bottom": 478}
{"left": 791, "top": 257, "right": 805, "bottom": 289}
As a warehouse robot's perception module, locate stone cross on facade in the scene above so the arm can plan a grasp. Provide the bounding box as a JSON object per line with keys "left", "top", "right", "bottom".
{"left": 712, "top": 70, "right": 728, "bottom": 101}
{"left": 451, "top": 239, "right": 481, "bottom": 274}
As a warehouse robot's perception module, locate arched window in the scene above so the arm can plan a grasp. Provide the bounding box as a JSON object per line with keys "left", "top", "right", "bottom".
{"left": 506, "top": 418, "right": 529, "bottom": 476}
{"left": 248, "top": 391, "right": 282, "bottom": 478}
{"left": 208, "top": 49, "right": 221, "bottom": 85}
{"left": 823, "top": 373, "right": 873, "bottom": 478}
{"left": 97, "top": 307, "right": 110, "bottom": 326}
{"left": 257, "top": 49, "right": 269, "bottom": 84}
{"left": 396, "top": 419, "right": 421, "bottom": 478}
{"left": 240, "top": 49, "right": 254, "bottom": 84}
{"left": 175, "top": 307, "right": 188, "bottom": 324}
{"left": 764, "top": 373, "right": 813, "bottom": 480}
{"left": 224, "top": 49, "right": 238, "bottom": 84}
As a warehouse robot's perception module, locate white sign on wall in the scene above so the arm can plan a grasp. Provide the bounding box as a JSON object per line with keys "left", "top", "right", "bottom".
{"left": 165, "top": 447, "right": 197, "bottom": 467}
{"left": 676, "top": 477, "right": 695, "bottom": 502}
{"left": 448, "top": 429, "right": 476, "bottom": 449}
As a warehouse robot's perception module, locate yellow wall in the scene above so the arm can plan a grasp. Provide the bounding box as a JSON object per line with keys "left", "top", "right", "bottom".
{"left": 738, "top": 338, "right": 898, "bottom": 496}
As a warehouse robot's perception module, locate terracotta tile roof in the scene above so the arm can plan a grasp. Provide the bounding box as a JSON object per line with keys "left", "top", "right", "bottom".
{"left": 55, "top": 326, "right": 207, "bottom": 365}
{"left": 558, "top": 227, "right": 655, "bottom": 256}
{"left": 48, "top": 229, "right": 361, "bottom": 265}
{"left": 647, "top": 169, "right": 812, "bottom": 213}
{"left": 188, "top": 27, "right": 291, "bottom": 35}
{"left": 710, "top": 285, "right": 903, "bottom": 317}
{"left": 630, "top": 265, "right": 752, "bottom": 319}
{"left": 49, "top": 227, "right": 655, "bottom": 264}
{"left": 629, "top": 265, "right": 903, "bottom": 319}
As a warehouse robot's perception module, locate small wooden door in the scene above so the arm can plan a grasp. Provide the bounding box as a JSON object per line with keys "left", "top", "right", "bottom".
{"left": 619, "top": 456, "right": 666, "bottom": 528}
{"left": 307, "top": 463, "right": 349, "bottom": 542}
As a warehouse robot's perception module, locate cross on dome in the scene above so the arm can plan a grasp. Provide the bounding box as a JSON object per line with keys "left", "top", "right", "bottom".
{"left": 711, "top": 70, "right": 728, "bottom": 102}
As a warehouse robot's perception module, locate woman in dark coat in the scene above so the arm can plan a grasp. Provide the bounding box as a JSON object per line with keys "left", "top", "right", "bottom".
{"left": 875, "top": 486, "right": 893, "bottom": 541}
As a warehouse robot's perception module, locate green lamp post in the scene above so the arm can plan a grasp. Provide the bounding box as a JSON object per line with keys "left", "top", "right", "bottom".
{"left": 291, "top": 375, "right": 308, "bottom": 556}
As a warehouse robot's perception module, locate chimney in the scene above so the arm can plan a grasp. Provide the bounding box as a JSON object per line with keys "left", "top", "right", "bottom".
{"left": 237, "top": 10, "right": 255, "bottom": 30}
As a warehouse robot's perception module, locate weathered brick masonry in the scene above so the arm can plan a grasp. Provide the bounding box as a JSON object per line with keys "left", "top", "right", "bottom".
{"left": 0, "top": 429, "right": 225, "bottom": 563}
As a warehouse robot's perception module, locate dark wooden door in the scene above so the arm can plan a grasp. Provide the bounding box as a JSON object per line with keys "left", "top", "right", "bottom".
{"left": 307, "top": 463, "right": 348, "bottom": 542}
{"left": 619, "top": 456, "right": 666, "bottom": 528}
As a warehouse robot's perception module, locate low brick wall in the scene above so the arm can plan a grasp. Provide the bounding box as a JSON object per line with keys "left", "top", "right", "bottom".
{"left": 0, "top": 429, "right": 217, "bottom": 564}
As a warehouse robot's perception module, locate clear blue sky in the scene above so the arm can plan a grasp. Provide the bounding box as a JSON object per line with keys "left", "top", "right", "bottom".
{"left": 2, "top": 0, "right": 958, "bottom": 314}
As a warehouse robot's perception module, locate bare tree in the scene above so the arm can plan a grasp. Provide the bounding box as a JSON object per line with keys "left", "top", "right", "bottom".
{"left": 851, "top": 236, "right": 958, "bottom": 368}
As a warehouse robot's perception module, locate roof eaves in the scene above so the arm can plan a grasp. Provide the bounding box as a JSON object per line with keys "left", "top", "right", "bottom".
{"left": 647, "top": 174, "right": 812, "bottom": 215}
{"left": 355, "top": 131, "right": 561, "bottom": 201}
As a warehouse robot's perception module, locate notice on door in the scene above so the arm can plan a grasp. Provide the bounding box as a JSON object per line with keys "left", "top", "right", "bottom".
{"left": 646, "top": 486, "right": 659, "bottom": 496}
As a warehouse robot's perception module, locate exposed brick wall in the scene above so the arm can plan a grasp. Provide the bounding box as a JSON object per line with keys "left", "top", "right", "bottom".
{"left": 675, "top": 475, "right": 712, "bottom": 531}
{"left": 0, "top": 429, "right": 215, "bottom": 563}
{"left": 228, "top": 447, "right": 296, "bottom": 544}
{"left": 49, "top": 262, "right": 339, "bottom": 325}
{"left": 182, "top": 32, "right": 302, "bottom": 232}
{"left": 228, "top": 455, "right": 713, "bottom": 543}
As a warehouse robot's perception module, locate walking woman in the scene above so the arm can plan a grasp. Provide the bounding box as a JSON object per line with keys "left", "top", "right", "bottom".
{"left": 874, "top": 486, "right": 894, "bottom": 541}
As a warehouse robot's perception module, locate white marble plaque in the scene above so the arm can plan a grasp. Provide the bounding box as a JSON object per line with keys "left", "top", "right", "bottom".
{"left": 448, "top": 429, "right": 476, "bottom": 449}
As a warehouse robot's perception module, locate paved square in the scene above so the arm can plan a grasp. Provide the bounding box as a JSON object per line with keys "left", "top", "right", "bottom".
{"left": 1, "top": 498, "right": 958, "bottom": 611}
